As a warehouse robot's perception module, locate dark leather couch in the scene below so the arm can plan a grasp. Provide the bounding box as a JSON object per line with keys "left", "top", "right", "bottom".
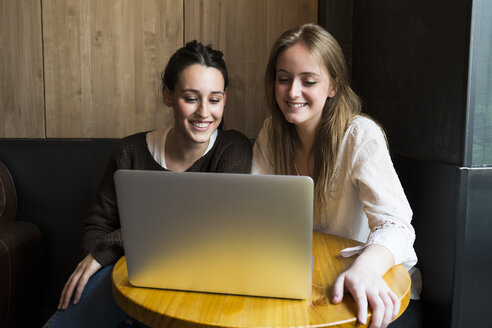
{"left": 0, "top": 139, "right": 119, "bottom": 327}
{"left": 0, "top": 160, "right": 43, "bottom": 328}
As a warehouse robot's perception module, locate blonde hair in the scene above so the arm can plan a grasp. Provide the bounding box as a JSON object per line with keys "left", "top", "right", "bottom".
{"left": 265, "top": 23, "right": 362, "bottom": 218}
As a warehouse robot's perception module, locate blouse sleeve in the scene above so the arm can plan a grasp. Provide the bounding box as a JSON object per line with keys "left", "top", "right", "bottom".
{"left": 252, "top": 117, "right": 275, "bottom": 175}
{"left": 341, "top": 120, "right": 417, "bottom": 269}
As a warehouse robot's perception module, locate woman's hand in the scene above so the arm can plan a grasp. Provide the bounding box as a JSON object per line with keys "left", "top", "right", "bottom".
{"left": 58, "top": 253, "right": 102, "bottom": 310}
{"left": 332, "top": 244, "right": 399, "bottom": 328}
{"left": 332, "top": 267, "right": 400, "bottom": 328}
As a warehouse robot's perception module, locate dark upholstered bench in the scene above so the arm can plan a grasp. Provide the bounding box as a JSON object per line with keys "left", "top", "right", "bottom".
{"left": 0, "top": 160, "right": 43, "bottom": 328}
{"left": 0, "top": 139, "right": 119, "bottom": 326}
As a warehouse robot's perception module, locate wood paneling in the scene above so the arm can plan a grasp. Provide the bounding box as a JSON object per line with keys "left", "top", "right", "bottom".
{"left": 1, "top": 0, "right": 318, "bottom": 139}
{"left": 42, "top": 0, "right": 182, "bottom": 138}
{"left": 185, "top": 0, "right": 318, "bottom": 138}
{"left": 0, "top": 0, "right": 44, "bottom": 138}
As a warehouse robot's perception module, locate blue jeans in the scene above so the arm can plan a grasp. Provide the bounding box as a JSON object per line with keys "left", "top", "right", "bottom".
{"left": 43, "top": 265, "right": 127, "bottom": 328}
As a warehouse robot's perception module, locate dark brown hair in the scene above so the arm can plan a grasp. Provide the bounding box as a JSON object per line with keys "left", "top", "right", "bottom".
{"left": 162, "top": 40, "right": 228, "bottom": 91}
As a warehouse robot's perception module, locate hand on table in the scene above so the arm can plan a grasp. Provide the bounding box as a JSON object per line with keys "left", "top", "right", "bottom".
{"left": 332, "top": 266, "right": 400, "bottom": 328}
{"left": 58, "top": 253, "right": 102, "bottom": 310}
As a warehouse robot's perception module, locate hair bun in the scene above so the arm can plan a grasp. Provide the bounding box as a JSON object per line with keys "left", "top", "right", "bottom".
{"left": 162, "top": 40, "right": 229, "bottom": 90}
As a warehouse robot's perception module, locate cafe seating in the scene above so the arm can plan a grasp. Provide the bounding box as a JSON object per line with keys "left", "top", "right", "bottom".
{"left": 0, "top": 160, "right": 43, "bottom": 328}
{"left": 0, "top": 138, "right": 119, "bottom": 326}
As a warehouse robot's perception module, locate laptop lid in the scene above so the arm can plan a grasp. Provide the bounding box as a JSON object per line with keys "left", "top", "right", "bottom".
{"left": 114, "top": 170, "right": 313, "bottom": 299}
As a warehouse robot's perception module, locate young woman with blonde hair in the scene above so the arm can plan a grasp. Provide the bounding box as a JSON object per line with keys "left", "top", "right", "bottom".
{"left": 253, "top": 23, "right": 422, "bottom": 328}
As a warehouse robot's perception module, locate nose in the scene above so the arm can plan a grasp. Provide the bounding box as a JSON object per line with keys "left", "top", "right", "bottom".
{"left": 288, "top": 80, "right": 301, "bottom": 99}
{"left": 196, "top": 100, "right": 210, "bottom": 118}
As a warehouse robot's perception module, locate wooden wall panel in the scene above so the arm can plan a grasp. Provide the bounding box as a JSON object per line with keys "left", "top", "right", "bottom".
{"left": 0, "top": 0, "right": 45, "bottom": 138}
{"left": 42, "top": 0, "right": 183, "bottom": 138}
{"left": 185, "top": 0, "right": 318, "bottom": 138}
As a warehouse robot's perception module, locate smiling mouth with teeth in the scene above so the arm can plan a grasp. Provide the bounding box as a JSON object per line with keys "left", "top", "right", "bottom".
{"left": 190, "top": 121, "right": 212, "bottom": 128}
{"left": 287, "top": 101, "right": 307, "bottom": 109}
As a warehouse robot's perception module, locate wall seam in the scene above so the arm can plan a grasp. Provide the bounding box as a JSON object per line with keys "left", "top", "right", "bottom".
{"left": 463, "top": 0, "right": 477, "bottom": 167}
{"left": 182, "top": 0, "right": 186, "bottom": 46}
{"left": 40, "top": 0, "right": 48, "bottom": 139}
{"left": 450, "top": 168, "right": 469, "bottom": 328}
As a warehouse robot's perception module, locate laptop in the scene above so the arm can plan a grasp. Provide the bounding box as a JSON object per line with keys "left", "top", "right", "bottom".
{"left": 114, "top": 170, "right": 313, "bottom": 299}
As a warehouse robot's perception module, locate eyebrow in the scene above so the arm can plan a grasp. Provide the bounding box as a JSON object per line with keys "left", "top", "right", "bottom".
{"left": 276, "top": 69, "right": 320, "bottom": 77}
{"left": 181, "top": 89, "right": 225, "bottom": 95}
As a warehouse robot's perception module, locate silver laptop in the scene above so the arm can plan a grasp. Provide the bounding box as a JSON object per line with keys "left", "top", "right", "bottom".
{"left": 114, "top": 170, "right": 313, "bottom": 299}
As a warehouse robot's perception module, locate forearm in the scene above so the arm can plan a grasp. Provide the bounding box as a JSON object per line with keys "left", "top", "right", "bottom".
{"left": 350, "top": 244, "right": 395, "bottom": 277}
{"left": 82, "top": 155, "right": 122, "bottom": 262}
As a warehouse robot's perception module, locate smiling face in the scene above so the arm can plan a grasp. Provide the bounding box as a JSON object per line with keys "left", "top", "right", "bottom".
{"left": 275, "top": 42, "right": 336, "bottom": 131}
{"left": 164, "top": 64, "right": 226, "bottom": 145}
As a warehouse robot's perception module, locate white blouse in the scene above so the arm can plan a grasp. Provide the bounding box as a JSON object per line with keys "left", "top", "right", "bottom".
{"left": 252, "top": 116, "right": 420, "bottom": 297}
{"left": 146, "top": 125, "right": 218, "bottom": 169}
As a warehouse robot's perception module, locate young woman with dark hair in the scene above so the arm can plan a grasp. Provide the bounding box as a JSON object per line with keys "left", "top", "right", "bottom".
{"left": 44, "top": 40, "right": 252, "bottom": 328}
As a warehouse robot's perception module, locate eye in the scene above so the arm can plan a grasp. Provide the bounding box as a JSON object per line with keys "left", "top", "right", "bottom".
{"left": 303, "top": 81, "right": 317, "bottom": 86}
{"left": 184, "top": 96, "right": 199, "bottom": 103}
{"left": 277, "top": 77, "right": 290, "bottom": 84}
{"left": 209, "top": 97, "right": 222, "bottom": 104}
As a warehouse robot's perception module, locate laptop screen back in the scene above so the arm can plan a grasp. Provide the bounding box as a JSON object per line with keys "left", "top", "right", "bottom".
{"left": 115, "top": 170, "right": 313, "bottom": 299}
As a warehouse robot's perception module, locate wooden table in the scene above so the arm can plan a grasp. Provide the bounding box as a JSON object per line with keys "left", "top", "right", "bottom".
{"left": 112, "top": 232, "right": 411, "bottom": 327}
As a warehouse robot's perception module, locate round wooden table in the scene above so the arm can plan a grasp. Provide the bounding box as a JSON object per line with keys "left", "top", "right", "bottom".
{"left": 112, "top": 232, "right": 411, "bottom": 327}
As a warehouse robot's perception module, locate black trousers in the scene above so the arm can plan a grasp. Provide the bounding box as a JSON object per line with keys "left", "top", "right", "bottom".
{"left": 389, "top": 300, "right": 423, "bottom": 328}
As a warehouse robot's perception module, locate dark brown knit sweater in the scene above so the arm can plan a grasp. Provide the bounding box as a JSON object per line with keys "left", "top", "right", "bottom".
{"left": 82, "top": 129, "right": 252, "bottom": 266}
